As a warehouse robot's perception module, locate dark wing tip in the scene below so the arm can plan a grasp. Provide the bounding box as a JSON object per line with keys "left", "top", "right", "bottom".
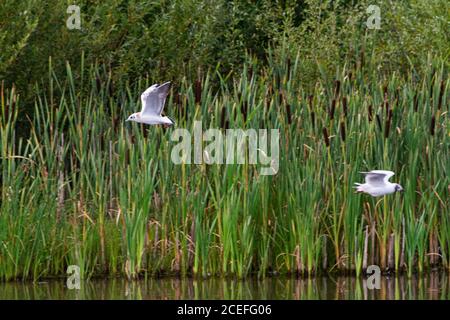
{"left": 157, "top": 82, "right": 171, "bottom": 96}
{"left": 167, "top": 116, "right": 176, "bottom": 126}
{"left": 158, "top": 81, "right": 171, "bottom": 88}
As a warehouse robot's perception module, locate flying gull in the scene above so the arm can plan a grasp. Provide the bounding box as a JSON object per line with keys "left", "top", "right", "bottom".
{"left": 354, "top": 170, "right": 403, "bottom": 197}
{"left": 126, "top": 81, "right": 175, "bottom": 126}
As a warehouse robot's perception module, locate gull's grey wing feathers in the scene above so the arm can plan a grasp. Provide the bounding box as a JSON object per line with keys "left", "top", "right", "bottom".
{"left": 361, "top": 170, "right": 394, "bottom": 186}
{"left": 140, "top": 83, "right": 159, "bottom": 115}
{"left": 140, "top": 82, "right": 171, "bottom": 116}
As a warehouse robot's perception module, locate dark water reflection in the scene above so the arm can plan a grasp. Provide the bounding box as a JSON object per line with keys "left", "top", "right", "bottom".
{"left": 1, "top": 273, "right": 449, "bottom": 300}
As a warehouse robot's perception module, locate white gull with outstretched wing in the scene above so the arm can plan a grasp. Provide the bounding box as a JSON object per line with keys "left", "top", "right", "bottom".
{"left": 354, "top": 170, "right": 403, "bottom": 197}
{"left": 126, "top": 81, "right": 174, "bottom": 126}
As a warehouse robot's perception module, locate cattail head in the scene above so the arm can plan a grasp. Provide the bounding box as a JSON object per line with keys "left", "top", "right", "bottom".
{"left": 175, "top": 92, "right": 181, "bottom": 106}
{"left": 384, "top": 109, "right": 393, "bottom": 138}
{"left": 265, "top": 85, "right": 273, "bottom": 111}
{"left": 340, "top": 121, "right": 346, "bottom": 142}
{"left": 113, "top": 114, "right": 119, "bottom": 132}
{"left": 310, "top": 111, "right": 315, "bottom": 130}
{"left": 96, "top": 75, "right": 101, "bottom": 92}
{"left": 308, "top": 94, "right": 313, "bottom": 111}
{"left": 232, "top": 105, "right": 237, "bottom": 121}
{"left": 194, "top": 79, "right": 202, "bottom": 104}
{"left": 279, "top": 90, "right": 284, "bottom": 105}
{"left": 334, "top": 80, "right": 341, "bottom": 98}
{"left": 322, "top": 127, "right": 330, "bottom": 147}
{"left": 220, "top": 107, "right": 227, "bottom": 129}
{"left": 376, "top": 114, "right": 382, "bottom": 131}
{"left": 329, "top": 99, "right": 336, "bottom": 120}
{"left": 241, "top": 101, "right": 248, "bottom": 122}
{"left": 438, "top": 80, "right": 444, "bottom": 110}
{"left": 108, "top": 79, "right": 114, "bottom": 97}
{"left": 275, "top": 73, "right": 281, "bottom": 91}
{"left": 368, "top": 104, "right": 373, "bottom": 121}
{"left": 360, "top": 50, "right": 365, "bottom": 67}
{"left": 395, "top": 88, "right": 400, "bottom": 103}
{"left": 342, "top": 96, "right": 348, "bottom": 117}
{"left": 247, "top": 65, "right": 253, "bottom": 79}
{"left": 429, "top": 72, "right": 435, "bottom": 98}
{"left": 430, "top": 115, "right": 436, "bottom": 136}
{"left": 285, "top": 104, "right": 292, "bottom": 124}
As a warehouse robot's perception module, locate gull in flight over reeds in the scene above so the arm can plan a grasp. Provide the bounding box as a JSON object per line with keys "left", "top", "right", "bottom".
{"left": 354, "top": 170, "right": 403, "bottom": 197}
{"left": 126, "top": 81, "right": 175, "bottom": 126}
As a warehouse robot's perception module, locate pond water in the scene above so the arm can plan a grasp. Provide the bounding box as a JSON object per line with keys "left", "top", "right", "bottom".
{"left": 1, "top": 273, "right": 448, "bottom": 300}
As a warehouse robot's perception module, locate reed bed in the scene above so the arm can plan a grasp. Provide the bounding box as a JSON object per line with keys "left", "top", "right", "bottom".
{"left": 0, "top": 54, "right": 448, "bottom": 281}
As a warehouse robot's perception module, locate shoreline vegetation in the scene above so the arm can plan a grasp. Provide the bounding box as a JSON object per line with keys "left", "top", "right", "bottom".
{"left": 0, "top": 52, "right": 448, "bottom": 281}
{"left": 0, "top": 0, "right": 449, "bottom": 282}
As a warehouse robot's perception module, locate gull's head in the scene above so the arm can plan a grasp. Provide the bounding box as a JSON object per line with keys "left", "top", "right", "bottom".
{"left": 126, "top": 113, "right": 138, "bottom": 122}
{"left": 394, "top": 184, "right": 404, "bottom": 193}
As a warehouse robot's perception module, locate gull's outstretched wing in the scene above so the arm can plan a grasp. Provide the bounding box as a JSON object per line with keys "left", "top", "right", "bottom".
{"left": 361, "top": 170, "right": 395, "bottom": 186}
{"left": 140, "top": 82, "right": 171, "bottom": 116}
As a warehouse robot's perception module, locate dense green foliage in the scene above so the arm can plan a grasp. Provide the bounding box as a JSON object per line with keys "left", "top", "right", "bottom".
{"left": 1, "top": 0, "right": 449, "bottom": 105}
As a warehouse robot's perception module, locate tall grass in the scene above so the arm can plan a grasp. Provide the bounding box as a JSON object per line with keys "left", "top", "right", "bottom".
{"left": 0, "top": 52, "right": 448, "bottom": 281}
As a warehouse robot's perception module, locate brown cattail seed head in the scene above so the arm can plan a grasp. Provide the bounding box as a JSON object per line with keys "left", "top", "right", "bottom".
{"left": 376, "top": 114, "right": 382, "bottom": 131}
{"left": 340, "top": 121, "right": 346, "bottom": 142}
{"left": 220, "top": 107, "right": 227, "bottom": 129}
{"left": 310, "top": 111, "right": 315, "bottom": 130}
{"left": 195, "top": 79, "right": 202, "bottom": 104}
{"left": 322, "top": 127, "right": 330, "bottom": 147}
{"left": 438, "top": 80, "right": 444, "bottom": 110}
{"left": 430, "top": 115, "right": 436, "bottom": 136}
{"left": 341, "top": 96, "right": 347, "bottom": 117}
{"left": 334, "top": 80, "right": 341, "bottom": 98}
{"left": 329, "top": 99, "right": 336, "bottom": 120}
{"left": 286, "top": 104, "right": 292, "bottom": 124}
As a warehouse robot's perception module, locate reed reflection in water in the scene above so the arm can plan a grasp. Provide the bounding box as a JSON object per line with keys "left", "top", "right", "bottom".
{"left": 1, "top": 273, "right": 448, "bottom": 300}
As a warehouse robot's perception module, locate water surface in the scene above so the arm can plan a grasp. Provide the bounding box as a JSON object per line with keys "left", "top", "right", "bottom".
{"left": 1, "top": 273, "right": 448, "bottom": 300}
